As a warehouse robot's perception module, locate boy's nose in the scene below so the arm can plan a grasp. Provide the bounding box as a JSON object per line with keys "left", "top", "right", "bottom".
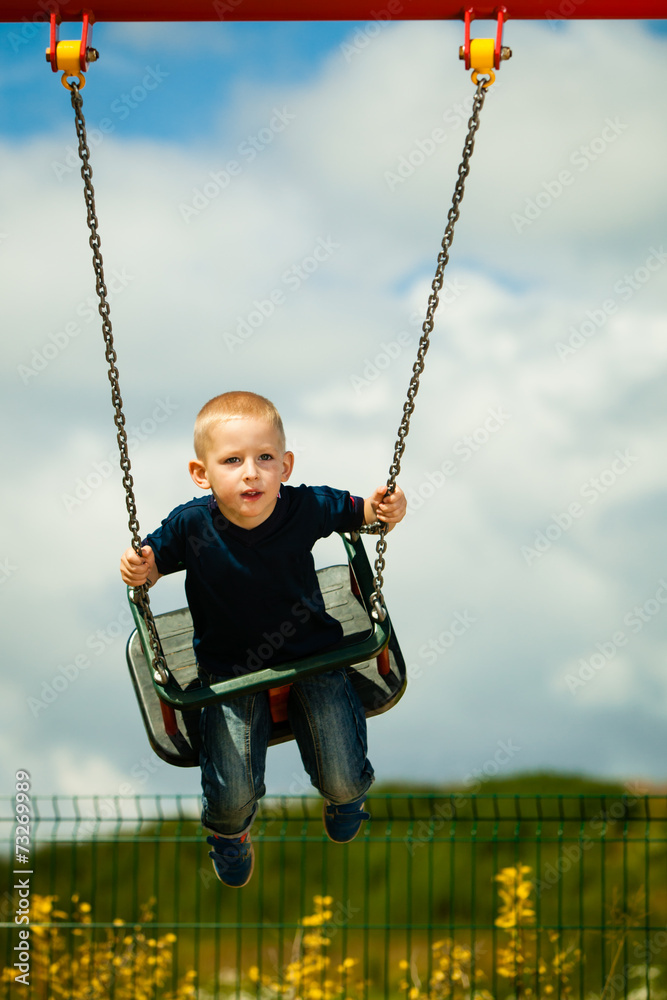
{"left": 243, "top": 461, "right": 259, "bottom": 479}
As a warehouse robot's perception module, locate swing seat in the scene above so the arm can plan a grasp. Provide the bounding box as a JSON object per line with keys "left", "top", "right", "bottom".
{"left": 125, "top": 532, "right": 407, "bottom": 767}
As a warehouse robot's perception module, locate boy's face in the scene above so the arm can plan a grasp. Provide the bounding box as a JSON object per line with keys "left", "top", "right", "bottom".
{"left": 188, "top": 417, "right": 294, "bottom": 529}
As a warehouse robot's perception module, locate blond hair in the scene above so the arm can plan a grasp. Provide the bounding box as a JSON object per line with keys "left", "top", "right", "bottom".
{"left": 193, "top": 391, "right": 286, "bottom": 458}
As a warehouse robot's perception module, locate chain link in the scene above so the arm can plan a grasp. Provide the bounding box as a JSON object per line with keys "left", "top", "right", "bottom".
{"left": 69, "top": 81, "right": 169, "bottom": 685}
{"left": 365, "top": 79, "right": 488, "bottom": 622}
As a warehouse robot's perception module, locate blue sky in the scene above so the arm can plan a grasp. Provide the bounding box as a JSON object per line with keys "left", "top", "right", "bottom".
{"left": 1, "top": 15, "right": 667, "bottom": 802}
{"left": 1, "top": 21, "right": 362, "bottom": 138}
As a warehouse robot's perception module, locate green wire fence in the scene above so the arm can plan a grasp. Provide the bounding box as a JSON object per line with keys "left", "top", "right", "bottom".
{"left": 2, "top": 792, "right": 666, "bottom": 999}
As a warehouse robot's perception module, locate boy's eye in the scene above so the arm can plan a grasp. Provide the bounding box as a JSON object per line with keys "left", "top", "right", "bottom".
{"left": 259, "top": 454, "right": 273, "bottom": 462}
{"left": 224, "top": 457, "right": 240, "bottom": 464}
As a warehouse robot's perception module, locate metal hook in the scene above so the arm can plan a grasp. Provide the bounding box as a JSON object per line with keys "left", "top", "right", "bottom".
{"left": 46, "top": 10, "right": 99, "bottom": 89}
{"left": 459, "top": 7, "right": 512, "bottom": 87}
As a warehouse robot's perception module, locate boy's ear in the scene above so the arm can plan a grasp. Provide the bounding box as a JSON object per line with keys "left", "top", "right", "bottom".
{"left": 281, "top": 451, "right": 295, "bottom": 483}
{"left": 189, "top": 459, "right": 211, "bottom": 491}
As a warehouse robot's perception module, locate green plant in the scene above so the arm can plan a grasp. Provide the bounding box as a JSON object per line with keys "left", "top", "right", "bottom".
{"left": 249, "top": 895, "right": 363, "bottom": 1000}
{"left": 1, "top": 893, "right": 197, "bottom": 999}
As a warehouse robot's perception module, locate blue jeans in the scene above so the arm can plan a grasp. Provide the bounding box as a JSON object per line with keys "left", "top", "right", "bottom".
{"left": 199, "top": 668, "right": 375, "bottom": 837}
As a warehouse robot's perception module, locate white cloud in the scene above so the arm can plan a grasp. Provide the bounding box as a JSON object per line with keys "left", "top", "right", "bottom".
{"left": 51, "top": 747, "right": 130, "bottom": 797}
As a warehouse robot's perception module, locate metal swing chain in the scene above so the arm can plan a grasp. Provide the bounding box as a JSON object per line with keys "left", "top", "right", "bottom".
{"left": 69, "top": 80, "right": 169, "bottom": 685}
{"left": 363, "top": 78, "right": 488, "bottom": 622}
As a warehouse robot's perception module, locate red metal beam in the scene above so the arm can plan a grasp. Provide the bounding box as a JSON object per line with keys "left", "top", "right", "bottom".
{"left": 1, "top": 0, "right": 665, "bottom": 22}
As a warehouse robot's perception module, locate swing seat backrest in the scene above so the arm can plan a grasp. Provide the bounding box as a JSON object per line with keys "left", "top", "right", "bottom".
{"left": 125, "top": 532, "right": 407, "bottom": 766}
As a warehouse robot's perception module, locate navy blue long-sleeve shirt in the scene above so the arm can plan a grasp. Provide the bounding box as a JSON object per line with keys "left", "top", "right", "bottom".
{"left": 144, "top": 484, "right": 365, "bottom": 678}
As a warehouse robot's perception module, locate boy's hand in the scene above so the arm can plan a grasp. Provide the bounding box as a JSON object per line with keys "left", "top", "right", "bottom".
{"left": 120, "top": 545, "right": 159, "bottom": 588}
{"left": 364, "top": 485, "right": 407, "bottom": 532}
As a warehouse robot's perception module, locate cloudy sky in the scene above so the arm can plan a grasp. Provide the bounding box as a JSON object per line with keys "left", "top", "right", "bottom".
{"left": 1, "top": 14, "right": 666, "bottom": 804}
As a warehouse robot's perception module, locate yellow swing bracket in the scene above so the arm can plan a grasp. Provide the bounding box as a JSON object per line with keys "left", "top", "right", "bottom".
{"left": 45, "top": 10, "right": 99, "bottom": 90}
{"left": 459, "top": 6, "right": 512, "bottom": 88}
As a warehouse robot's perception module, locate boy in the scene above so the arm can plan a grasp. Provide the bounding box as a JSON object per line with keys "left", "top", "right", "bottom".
{"left": 120, "top": 391, "right": 406, "bottom": 887}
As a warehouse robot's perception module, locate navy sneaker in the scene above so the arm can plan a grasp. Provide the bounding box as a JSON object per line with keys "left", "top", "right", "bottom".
{"left": 323, "top": 796, "right": 370, "bottom": 844}
{"left": 206, "top": 831, "right": 254, "bottom": 888}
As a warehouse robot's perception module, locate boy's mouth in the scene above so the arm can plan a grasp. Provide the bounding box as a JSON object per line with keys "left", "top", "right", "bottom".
{"left": 241, "top": 490, "right": 263, "bottom": 500}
